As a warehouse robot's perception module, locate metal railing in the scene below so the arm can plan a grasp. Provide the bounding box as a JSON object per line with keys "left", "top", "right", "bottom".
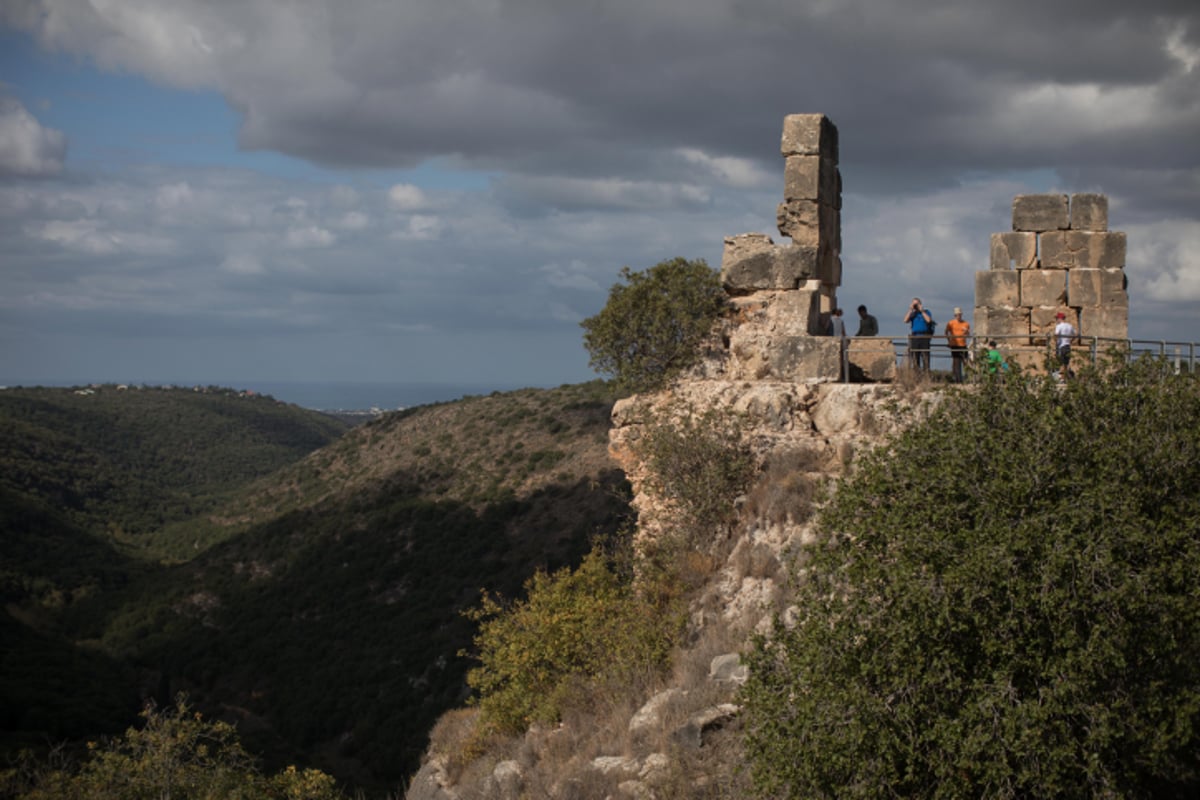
{"left": 839, "top": 335, "right": 1199, "bottom": 383}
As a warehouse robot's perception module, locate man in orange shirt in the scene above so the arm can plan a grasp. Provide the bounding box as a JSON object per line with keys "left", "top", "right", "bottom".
{"left": 945, "top": 307, "right": 971, "bottom": 383}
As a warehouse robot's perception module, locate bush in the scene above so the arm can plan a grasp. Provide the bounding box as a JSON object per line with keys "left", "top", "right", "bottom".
{"left": 463, "top": 543, "right": 683, "bottom": 735}
{"left": 636, "top": 404, "right": 757, "bottom": 542}
{"left": 742, "top": 358, "right": 1200, "bottom": 798}
{"left": 2, "top": 697, "right": 345, "bottom": 800}
{"left": 580, "top": 258, "right": 725, "bottom": 393}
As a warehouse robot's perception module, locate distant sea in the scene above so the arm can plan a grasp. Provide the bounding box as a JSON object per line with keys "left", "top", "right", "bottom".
{"left": 250, "top": 381, "right": 534, "bottom": 411}
{"left": 0, "top": 379, "right": 538, "bottom": 412}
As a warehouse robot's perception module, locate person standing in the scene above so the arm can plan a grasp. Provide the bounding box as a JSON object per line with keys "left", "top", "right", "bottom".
{"left": 830, "top": 307, "right": 846, "bottom": 339}
{"left": 856, "top": 305, "right": 879, "bottom": 337}
{"left": 944, "top": 307, "right": 971, "bottom": 383}
{"left": 1054, "top": 311, "right": 1078, "bottom": 380}
{"left": 984, "top": 340, "right": 1007, "bottom": 374}
{"left": 903, "top": 297, "right": 935, "bottom": 372}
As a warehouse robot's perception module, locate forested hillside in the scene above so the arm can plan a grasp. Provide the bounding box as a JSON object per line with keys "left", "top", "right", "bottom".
{"left": 1, "top": 381, "right": 630, "bottom": 796}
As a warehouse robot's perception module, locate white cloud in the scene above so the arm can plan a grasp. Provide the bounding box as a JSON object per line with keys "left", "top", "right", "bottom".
{"left": 28, "top": 219, "right": 174, "bottom": 256}
{"left": 284, "top": 224, "right": 335, "bottom": 248}
{"left": 677, "top": 148, "right": 773, "bottom": 189}
{"left": 1132, "top": 220, "right": 1200, "bottom": 302}
{"left": 388, "top": 214, "right": 441, "bottom": 240}
{"left": 0, "top": 94, "right": 66, "bottom": 176}
{"left": 387, "top": 183, "right": 428, "bottom": 211}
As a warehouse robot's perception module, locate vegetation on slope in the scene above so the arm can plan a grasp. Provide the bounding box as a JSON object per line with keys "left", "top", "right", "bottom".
{"left": 0, "top": 385, "right": 348, "bottom": 564}
{"left": 3, "top": 380, "right": 631, "bottom": 795}
{"left": 743, "top": 358, "right": 1200, "bottom": 798}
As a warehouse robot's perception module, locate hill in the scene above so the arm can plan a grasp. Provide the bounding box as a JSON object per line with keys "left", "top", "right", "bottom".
{"left": 2, "top": 380, "right": 630, "bottom": 794}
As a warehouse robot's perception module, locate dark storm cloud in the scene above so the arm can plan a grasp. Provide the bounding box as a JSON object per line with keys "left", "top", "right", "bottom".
{"left": 2, "top": 0, "right": 1198, "bottom": 385}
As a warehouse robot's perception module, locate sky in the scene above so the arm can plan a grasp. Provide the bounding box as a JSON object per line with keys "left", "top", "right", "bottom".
{"left": 1, "top": 0, "right": 1198, "bottom": 398}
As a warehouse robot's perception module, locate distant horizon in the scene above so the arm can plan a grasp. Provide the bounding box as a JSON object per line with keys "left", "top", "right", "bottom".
{"left": 0, "top": 377, "right": 562, "bottom": 411}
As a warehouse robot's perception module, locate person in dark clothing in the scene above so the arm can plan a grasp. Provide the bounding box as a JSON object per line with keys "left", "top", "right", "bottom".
{"left": 856, "top": 305, "right": 879, "bottom": 337}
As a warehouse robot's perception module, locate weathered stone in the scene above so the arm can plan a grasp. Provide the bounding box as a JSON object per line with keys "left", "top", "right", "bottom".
{"left": 1068, "top": 268, "right": 1128, "bottom": 308}
{"left": 1020, "top": 270, "right": 1068, "bottom": 307}
{"left": 820, "top": 253, "right": 842, "bottom": 288}
{"left": 709, "top": 653, "right": 748, "bottom": 685}
{"left": 1012, "top": 194, "right": 1069, "bottom": 232}
{"left": 1030, "top": 306, "right": 1076, "bottom": 343}
{"left": 1039, "top": 231, "right": 1126, "bottom": 269}
{"left": 674, "top": 704, "right": 740, "bottom": 750}
{"left": 777, "top": 200, "right": 840, "bottom": 247}
{"left": 780, "top": 113, "right": 838, "bottom": 162}
{"left": 592, "top": 756, "right": 639, "bottom": 777}
{"left": 975, "top": 270, "right": 1020, "bottom": 307}
{"left": 720, "top": 234, "right": 818, "bottom": 291}
{"left": 982, "top": 306, "right": 1031, "bottom": 344}
{"left": 783, "top": 155, "right": 840, "bottom": 206}
{"left": 629, "top": 689, "right": 681, "bottom": 737}
{"left": 1070, "top": 193, "right": 1108, "bottom": 231}
{"left": 759, "top": 335, "right": 843, "bottom": 381}
{"left": 491, "top": 761, "right": 522, "bottom": 800}
{"left": 847, "top": 337, "right": 896, "bottom": 382}
{"left": 973, "top": 306, "right": 989, "bottom": 339}
{"left": 751, "top": 289, "right": 821, "bottom": 337}
{"left": 989, "top": 232, "right": 1038, "bottom": 269}
{"left": 1080, "top": 305, "right": 1129, "bottom": 342}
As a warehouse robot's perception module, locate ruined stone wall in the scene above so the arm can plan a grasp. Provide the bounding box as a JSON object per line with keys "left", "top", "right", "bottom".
{"left": 704, "top": 114, "right": 848, "bottom": 383}
{"left": 977, "top": 194, "right": 1129, "bottom": 363}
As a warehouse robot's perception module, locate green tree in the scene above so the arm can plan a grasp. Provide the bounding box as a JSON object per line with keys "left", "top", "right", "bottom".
{"left": 581, "top": 258, "right": 725, "bottom": 393}
{"left": 3, "top": 697, "right": 344, "bottom": 800}
{"left": 742, "top": 358, "right": 1200, "bottom": 798}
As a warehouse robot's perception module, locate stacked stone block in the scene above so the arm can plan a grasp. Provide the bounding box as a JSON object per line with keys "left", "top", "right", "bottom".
{"left": 976, "top": 193, "right": 1128, "bottom": 349}
{"left": 713, "top": 114, "right": 846, "bottom": 382}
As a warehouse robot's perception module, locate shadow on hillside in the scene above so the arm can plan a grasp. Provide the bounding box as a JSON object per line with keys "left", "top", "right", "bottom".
{"left": 72, "top": 468, "right": 632, "bottom": 795}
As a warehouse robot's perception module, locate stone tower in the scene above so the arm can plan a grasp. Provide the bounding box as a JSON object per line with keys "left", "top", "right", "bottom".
{"left": 976, "top": 194, "right": 1129, "bottom": 361}
{"left": 710, "top": 114, "right": 846, "bottom": 382}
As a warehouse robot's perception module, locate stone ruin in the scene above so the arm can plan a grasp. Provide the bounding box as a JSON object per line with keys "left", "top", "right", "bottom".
{"left": 706, "top": 114, "right": 858, "bottom": 383}
{"left": 699, "top": 116, "right": 1131, "bottom": 383}
{"left": 977, "top": 194, "right": 1129, "bottom": 366}
{"left": 703, "top": 114, "right": 892, "bottom": 382}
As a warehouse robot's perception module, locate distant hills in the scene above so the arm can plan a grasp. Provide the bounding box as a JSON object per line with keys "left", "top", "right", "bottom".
{"left": 0, "top": 380, "right": 629, "bottom": 794}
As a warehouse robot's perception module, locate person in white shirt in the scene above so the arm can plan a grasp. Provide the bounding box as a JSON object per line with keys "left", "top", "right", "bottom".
{"left": 1054, "top": 311, "right": 1078, "bottom": 379}
{"left": 830, "top": 307, "right": 846, "bottom": 339}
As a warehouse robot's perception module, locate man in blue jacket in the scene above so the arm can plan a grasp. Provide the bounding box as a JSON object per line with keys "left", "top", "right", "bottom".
{"left": 903, "top": 297, "right": 935, "bottom": 372}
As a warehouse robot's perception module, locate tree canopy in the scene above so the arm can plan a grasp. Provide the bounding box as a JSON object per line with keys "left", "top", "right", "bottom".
{"left": 580, "top": 257, "right": 725, "bottom": 394}
{"left": 743, "top": 358, "right": 1200, "bottom": 798}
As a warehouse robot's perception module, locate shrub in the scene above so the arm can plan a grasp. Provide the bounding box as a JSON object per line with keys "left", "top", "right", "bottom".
{"left": 3, "top": 697, "right": 345, "bottom": 800}
{"left": 635, "top": 404, "right": 757, "bottom": 543}
{"left": 580, "top": 258, "right": 725, "bottom": 393}
{"left": 463, "top": 544, "right": 683, "bottom": 735}
{"left": 742, "top": 358, "right": 1200, "bottom": 798}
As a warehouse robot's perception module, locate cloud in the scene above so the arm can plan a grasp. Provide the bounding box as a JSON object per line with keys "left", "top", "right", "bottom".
{"left": 0, "top": 93, "right": 67, "bottom": 176}
{"left": 387, "top": 183, "right": 428, "bottom": 211}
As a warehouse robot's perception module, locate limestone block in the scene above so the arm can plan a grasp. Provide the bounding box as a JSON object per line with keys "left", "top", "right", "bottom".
{"left": 1080, "top": 306, "right": 1129, "bottom": 342}
{"left": 728, "top": 328, "right": 772, "bottom": 380}
{"left": 1030, "top": 306, "right": 1077, "bottom": 343}
{"left": 1020, "top": 270, "right": 1068, "bottom": 307}
{"left": 1039, "top": 231, "right": 1126, "bottom": 269}
{"left": 984, "top": 306, "right": 1031, "bottom": 344}
{"left": 973, "top": 306, "right": 989, "bottom": 339}
{"left": 780, "top": 114, "right": 838, "bottom": 162}
{"left": 1068, "top": 268, "right": 1127, "bottom": 308}
{"left": 1012, "top": 194, "right": 1069, "bottom": 232}
{"left": 783, "top": 156, "right": 840, "bottom": 206}
{"left": 776, "top": 200, "right": 840, "bottom": 248}
{"left": 820, "top": 253, "right": 842, "bottom": 288}
{"left": 976, "top": 270, "right": 1020, "bottom": 307}
{"left": 760, "top": 289, "right": 822, "bottom": 337}
{"left": 1070, "top": 193, "right": 1108, "bottom": 231}
{"left": 990, "top": 232, "right": 1038, "bottom": 269}
{"left": 721, "top": 233, "right": 818, "bottom": 291}
{"left": 847, "top": 337, "right": 896, "bottom": 382}
{"left": 767, "top": 336, "right": 843, "bottom": 381}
